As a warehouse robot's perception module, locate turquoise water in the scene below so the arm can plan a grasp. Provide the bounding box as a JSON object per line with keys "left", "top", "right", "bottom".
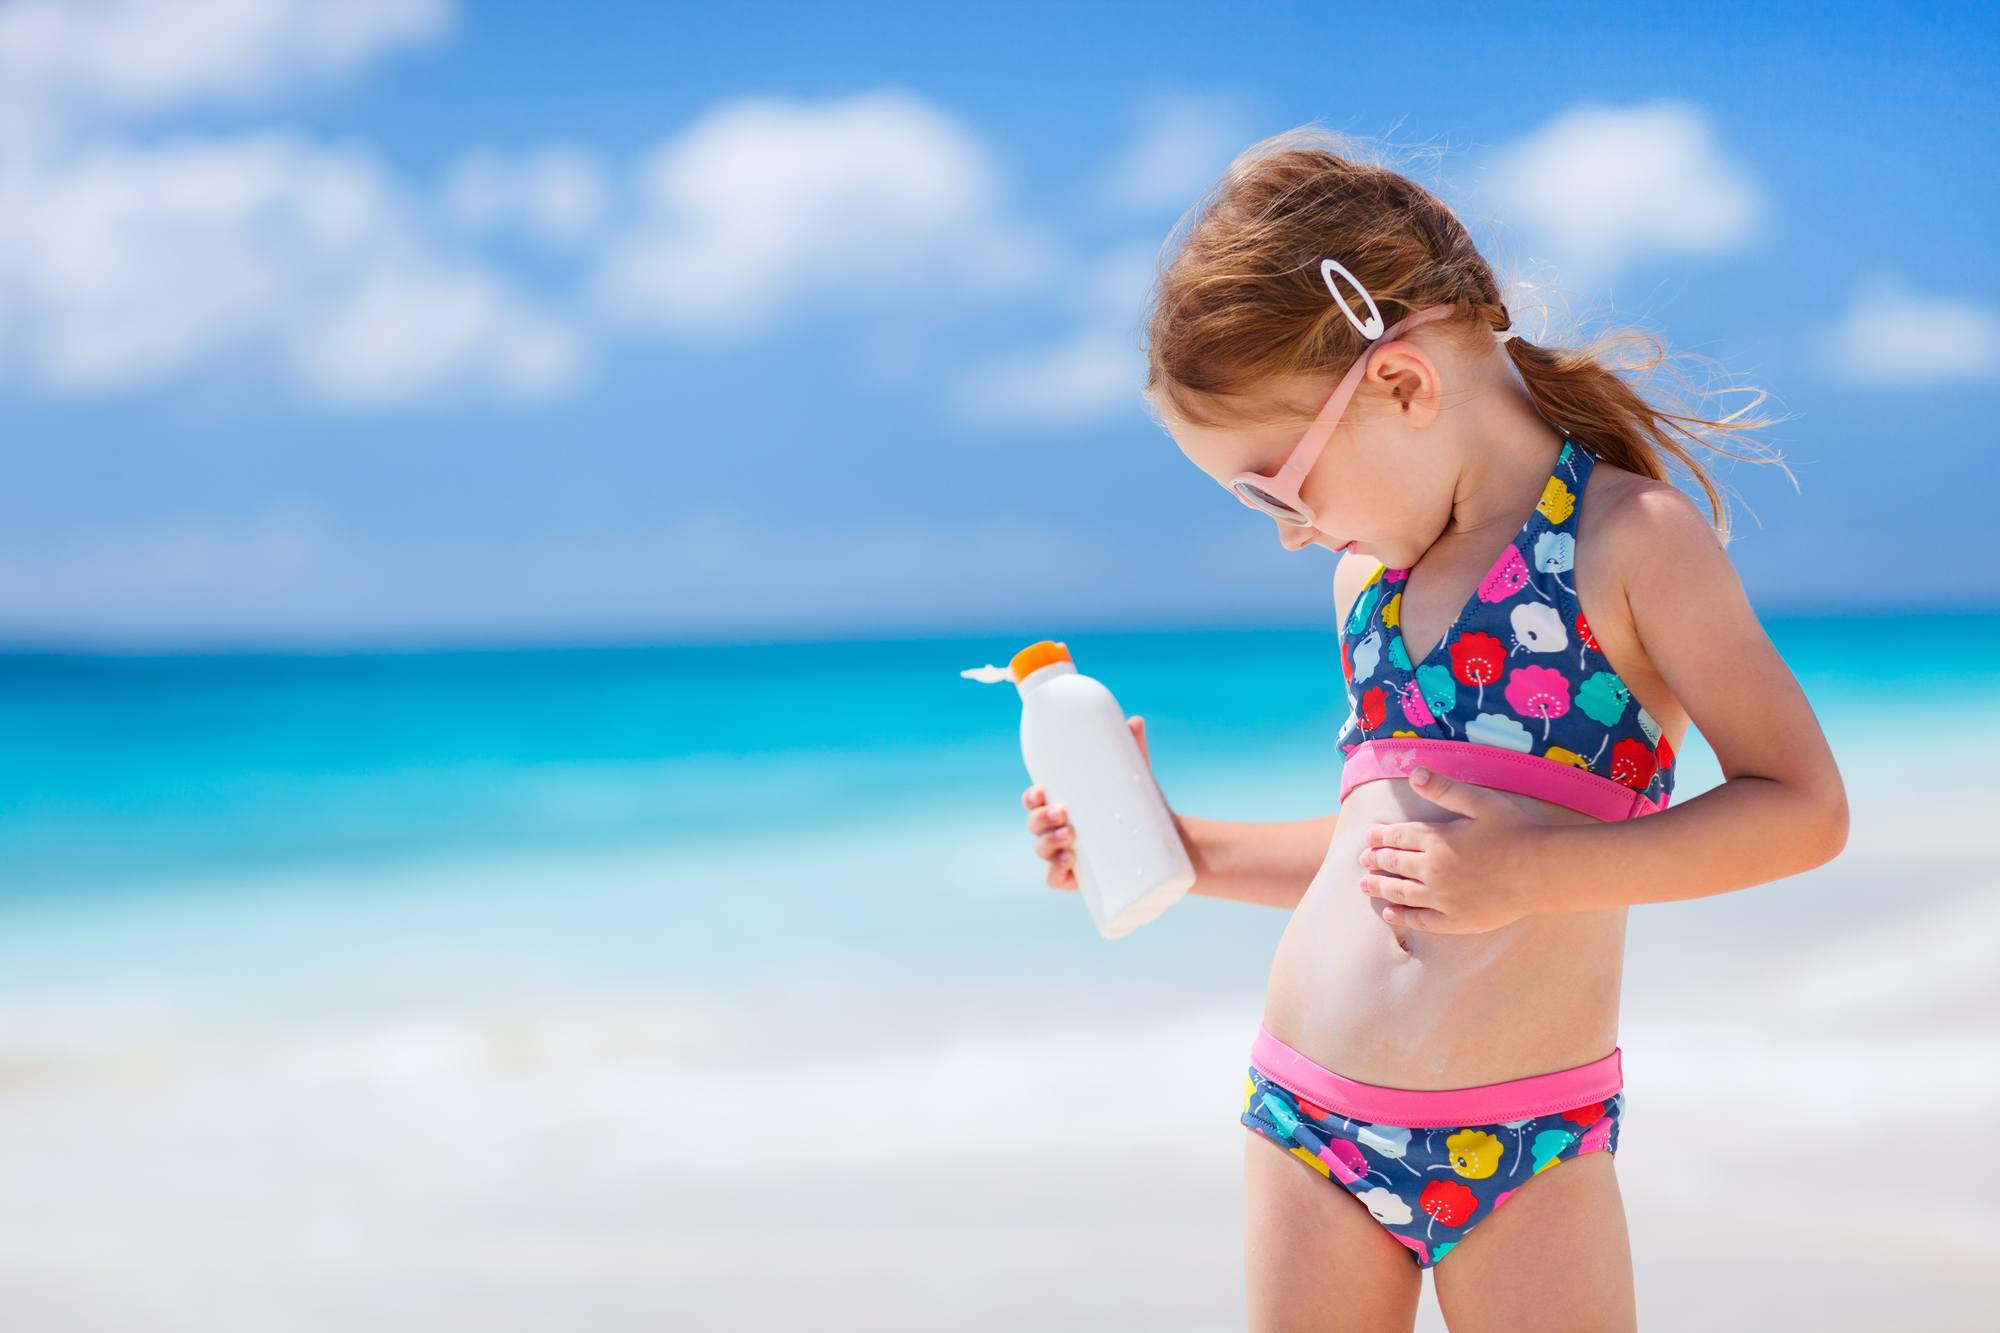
{"left": 0, "top": 610, "right": 1991, "bottom": 1039}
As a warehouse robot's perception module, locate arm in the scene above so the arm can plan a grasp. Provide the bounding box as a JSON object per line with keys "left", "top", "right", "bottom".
{"left": 1178, "top": 808, "right": 1341, "bottom": 911}
{"left": 1528, "top": 486, "right": 1849, "bottom": 914}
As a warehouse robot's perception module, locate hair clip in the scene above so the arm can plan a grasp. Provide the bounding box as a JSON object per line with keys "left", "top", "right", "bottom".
{"left": 1494, "top": 325, "right": 1523, "bottom": 344}
{"left": 1320, "top": 258, "right": 1385, "bottom": 341}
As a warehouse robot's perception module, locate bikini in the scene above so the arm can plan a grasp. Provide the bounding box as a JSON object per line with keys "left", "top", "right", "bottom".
{"left": 1239, "top": 433, "right": 1675, "bottom": 1269}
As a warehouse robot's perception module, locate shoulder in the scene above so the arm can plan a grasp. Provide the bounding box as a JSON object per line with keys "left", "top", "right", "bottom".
{"left": 1586, "top": 461, "right": 1729, "bottom": 589}
{"left": 1333, "top": 552, "right": 1386, "bottom": 626}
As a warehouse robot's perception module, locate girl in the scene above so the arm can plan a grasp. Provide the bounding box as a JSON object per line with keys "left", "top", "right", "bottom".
{"left": 1020, "top": 129, "right": 1848, "bottom": 1332}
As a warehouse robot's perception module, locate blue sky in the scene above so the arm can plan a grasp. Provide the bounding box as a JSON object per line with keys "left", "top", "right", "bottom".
{"left": 2, "top": 0, "right": 1996, "bottom": 649}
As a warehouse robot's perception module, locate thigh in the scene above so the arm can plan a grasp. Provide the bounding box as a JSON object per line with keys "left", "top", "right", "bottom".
{"left": 1430, "top": 1148, "right": 1636, "bottom": 1333}
{"left": 1243, "top": 1127, "right": 1423, "bottom": 1333}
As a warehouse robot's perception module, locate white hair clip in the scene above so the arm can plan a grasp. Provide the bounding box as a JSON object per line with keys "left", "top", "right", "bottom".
{"left": 1320, "top": 258, "right": 1385, "bottom": 340}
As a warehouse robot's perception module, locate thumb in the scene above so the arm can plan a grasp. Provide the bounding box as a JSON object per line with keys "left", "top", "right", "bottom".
{"left": 1409, "top": 765, "right": 1489, "bottom": 814}
{"left": 1129, "top": 715, "right": 1151, "bottom": 768}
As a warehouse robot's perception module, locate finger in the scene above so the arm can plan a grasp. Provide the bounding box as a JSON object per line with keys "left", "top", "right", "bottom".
{"left": 1364, "top": 821, "right": 1433, "bottom": 851}
{"left": 1130, "top": 715, "right": 1149, "bottom": 764}
{"left": 1361, "top": 845, "right": 1424, "bottom": 880}
{"left": 1046, "top": 860, "right": 1077, "bottom": 891}
{"left": 1023, "top": 786, "right": 1045, "bottom": 809}
{"left": 1036, "top": 827, "right": 1074, "bottom": 859}
{"left": 1026, "top": 802, "right": 1068, "bottom": 835}
{"left": 1359, "top": 872, "right": 1424, "bottom": 907}
{"left": 1380, "top": 902, "right": 1450, "bottom": 932}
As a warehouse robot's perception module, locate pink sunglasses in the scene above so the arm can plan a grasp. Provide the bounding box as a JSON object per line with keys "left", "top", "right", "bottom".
{"left": 1227, "top": 291, "right": 1462, "bottom": 527}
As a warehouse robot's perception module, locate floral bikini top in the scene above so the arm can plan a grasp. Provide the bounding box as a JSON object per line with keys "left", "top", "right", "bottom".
{"left": 1334, "top": 435, "right": 1676, "bottom": 822}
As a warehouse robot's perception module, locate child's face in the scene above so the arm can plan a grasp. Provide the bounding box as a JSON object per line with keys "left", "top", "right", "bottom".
{"left": 1152, "top": 366, "right": 1448, "bottom": 564}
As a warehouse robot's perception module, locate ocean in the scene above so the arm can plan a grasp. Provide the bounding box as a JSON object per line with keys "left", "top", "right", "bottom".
{"left": 1, "top": 611, "right": 1995, "bottom": 1329}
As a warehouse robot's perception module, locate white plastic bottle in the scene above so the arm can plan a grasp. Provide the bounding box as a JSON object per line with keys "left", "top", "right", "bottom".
{"left": 962, "top": 640, "right": 1195, "bottom": 938}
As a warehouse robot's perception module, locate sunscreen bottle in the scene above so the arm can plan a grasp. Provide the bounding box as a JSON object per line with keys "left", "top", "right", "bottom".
{"left": 962, "top": 640, "right": 1195, "bottom": 938}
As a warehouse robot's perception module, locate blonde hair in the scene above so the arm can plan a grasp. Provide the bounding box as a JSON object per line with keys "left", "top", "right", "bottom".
{"left": 1140, "top": 127, "right": 1792, "bottom": 544}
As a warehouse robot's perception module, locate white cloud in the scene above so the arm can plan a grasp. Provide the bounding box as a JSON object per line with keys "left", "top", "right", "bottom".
{"left": 0, "top": 132, "right": 580, "bottom": 403}
{"left": 945, "top": 240, "right": 1158, "bottom": 429}
{"left": 592, "top": 88, "right": 1062, "bottom": 340}
{"left": 1095, "top": 89, "right": 1255, "bottom": 217}
{"left": 1483, "top": 100, "right": 1765, "bottom": 288}
{"left": 945, "top": 325, "right": 1140, "bottom": 429}
{"left": 0, "top": 0, "right": 451, "bottom": 129}
{"left": 442, "top": 146, "right": 608, "bottom": 246}
{"left": 1820, "top": 276, "right": 2000, "bottom": 386}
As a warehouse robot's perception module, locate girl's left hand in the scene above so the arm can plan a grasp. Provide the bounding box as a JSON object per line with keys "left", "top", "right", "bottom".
{"left": 1356, "top": 767, "right": 1551, "bottom": 934}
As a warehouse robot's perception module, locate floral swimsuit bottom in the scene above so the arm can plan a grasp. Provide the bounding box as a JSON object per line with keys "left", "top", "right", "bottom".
{"left": 1240, "top": 1025, "right": 1625, "bottom": 1269}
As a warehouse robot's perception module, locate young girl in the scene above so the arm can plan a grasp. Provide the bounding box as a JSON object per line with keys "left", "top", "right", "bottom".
{"left": 1020, "top": 130, "right": 1848, "bottom": 1332}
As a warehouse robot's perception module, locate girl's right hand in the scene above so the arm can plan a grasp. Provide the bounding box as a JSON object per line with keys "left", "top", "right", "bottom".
{"left": 1021, "top": 714, "right": 1151, "bottom": 892}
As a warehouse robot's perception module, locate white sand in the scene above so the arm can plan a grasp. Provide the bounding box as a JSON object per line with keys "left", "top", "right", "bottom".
{"left": 1, "top": 887, "right": 1996, "bottom": 1332}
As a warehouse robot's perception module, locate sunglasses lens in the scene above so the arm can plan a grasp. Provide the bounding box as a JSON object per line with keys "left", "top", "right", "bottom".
{"left": 1234, "top": 480, "right": 1308, "bottom": 523}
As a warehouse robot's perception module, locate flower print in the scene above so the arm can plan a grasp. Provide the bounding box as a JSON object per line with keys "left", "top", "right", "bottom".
{"left": 1441, "top": 1128, "right": 1506, "bottom": 1180}
{"left": 1636, "top": 706, "right": 1661, "bottom": 746}
{"left": 1317, "top": 1139, "right": 1366, "bottom": 1184}
{"left": 1503, "top": 665, "right": 1572, "bottom": 740}
{"left": 1391, "top": 729, "right": 1418, "bottom": 738}
{"left": 1392, "top": 1233, "right": 1430, "bottom": 1265}
{"left": 1360, "top": 687, "right": 1387, "bottom": 736}
{"left": 1574, "top": 670, "right": 1631, "bottom": 726}
{"left": 1479, "top": 544, "right": 1531, "bottom": 603}
{"left": 1346, "top": 576, "right": 1384, "bottom": 636}
{"left": 1384, "top": 567, "right": 1408, "bottom": 584}
{"left": 1449, "top": 631, "right": 1506, "bottom": 708}
{"left": 1418, "top": 1179, "right": 1478, "bottom": 1237}
{"left": 1533, "top": 530, "right": 1576, "bottom": 594}
{"left": 1358, "top": 1186, "right": 1415, "bottom": 1226}
{"left": 1530, "top": 1128, "right": 1577, "bottom": 1173}
{"left": 1541, "top": 745, "right": 1592, "bottom": 770}
{"left": 1578, "top": 1115, "right": 1615, "bottom": 1155}
{"left": 1415, "top": 664, "right": 1457, "bottom": 735}
{"left": 1352, "top": 628, "right": 1383, "bottom": 682}
{"left": 1398, "top": 679, "right": 1434, "bottom": 729}
{"left": 1289, "top": 1144, "right": 1333, "bottom": 1178}
{"left": 1538, "top": 475, "right": 1575, "bottom": 526}
{"left": 1510, "top": 601, "right": 1568, "bottom": 654}
{"left": 1560, "top": 1101, "right": 1605, "bottom": 1129}
{"left": 1341, "top": 635, "right": 1354, "bottom": 684}
{"left": 1610, "top": 737, "right": 1657, "bottom": 791}
{"left": 1243, "top": 1073, "right": 1255, "bottom": 1114}
{"left": 1296, "top": 1096, "right": 1331, "bottom": 1122}
{"left": 1432, "top": 1240, "right": 1458, "bottom": 1262}
{"left": 1576, "top": 610, "right": 1598, "bottom": 671}
{"left": 1657, "top": 733, "right": 1675, "bottom": 770}
{"left": 1465, "top": 711, "right": 1533, "bottom": 753}
{"left": 1357, "top": 1124, "right": 1421, "bottom": 1177}
{"left": 1387, "top": 634, "right": 1412, "bottom": 673}
{"left": 1493, "top": 1186, "right": 1520, "bottom": 1209}
{"left": 1498, "top": 1120, "right": 1533, "bottom": 1175}
{"left": 1260, "top": 1092, "right": 1301, "bottom": 1140}
{"left": 1382, "top": 592, "right": 1402, "bottom": 628}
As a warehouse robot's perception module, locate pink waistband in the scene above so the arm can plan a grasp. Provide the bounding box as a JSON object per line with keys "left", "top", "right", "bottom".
{"left": 1339, "top": 737, "right": 1666, "bottom": 822}
{"left": 1250, "top": 1023, "right": 1624, "bottom": 1127}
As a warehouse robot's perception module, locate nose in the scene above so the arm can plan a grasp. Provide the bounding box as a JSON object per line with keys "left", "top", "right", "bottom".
{"left": 1276, "top": 519, "right": 1316, "bottom": 551}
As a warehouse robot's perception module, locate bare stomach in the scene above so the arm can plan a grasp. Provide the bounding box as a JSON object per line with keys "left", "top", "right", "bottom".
{"left": 1262, "top": 776, "right": 1627, "bottom": 1090}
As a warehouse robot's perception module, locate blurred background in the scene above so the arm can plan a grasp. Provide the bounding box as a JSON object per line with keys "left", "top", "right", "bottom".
{"left": 3, "top": 2, "right": 1996, "bottom": 1329}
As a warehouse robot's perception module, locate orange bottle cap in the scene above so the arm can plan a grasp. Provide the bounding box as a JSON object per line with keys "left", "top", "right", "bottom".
{"left": 1008, "top": 639, "right": 1071, "bottom": 682}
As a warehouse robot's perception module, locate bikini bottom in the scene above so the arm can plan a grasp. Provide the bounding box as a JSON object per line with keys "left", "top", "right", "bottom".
{"left": 1240, "top": 1022, "right": 1624, "bottom": 1269}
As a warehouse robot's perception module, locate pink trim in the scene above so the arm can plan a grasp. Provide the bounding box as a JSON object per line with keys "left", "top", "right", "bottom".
{"left": 1340, "top": 737, "right": 1664, "bottom": 822}
{"left": 1251, "top": 1024, "right": 1623, "bottom": 1128}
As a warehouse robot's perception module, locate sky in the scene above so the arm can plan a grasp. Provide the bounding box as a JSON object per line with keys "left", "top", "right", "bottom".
{"left": 2, "top": 0, "right": 1996, "bottom": 650}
